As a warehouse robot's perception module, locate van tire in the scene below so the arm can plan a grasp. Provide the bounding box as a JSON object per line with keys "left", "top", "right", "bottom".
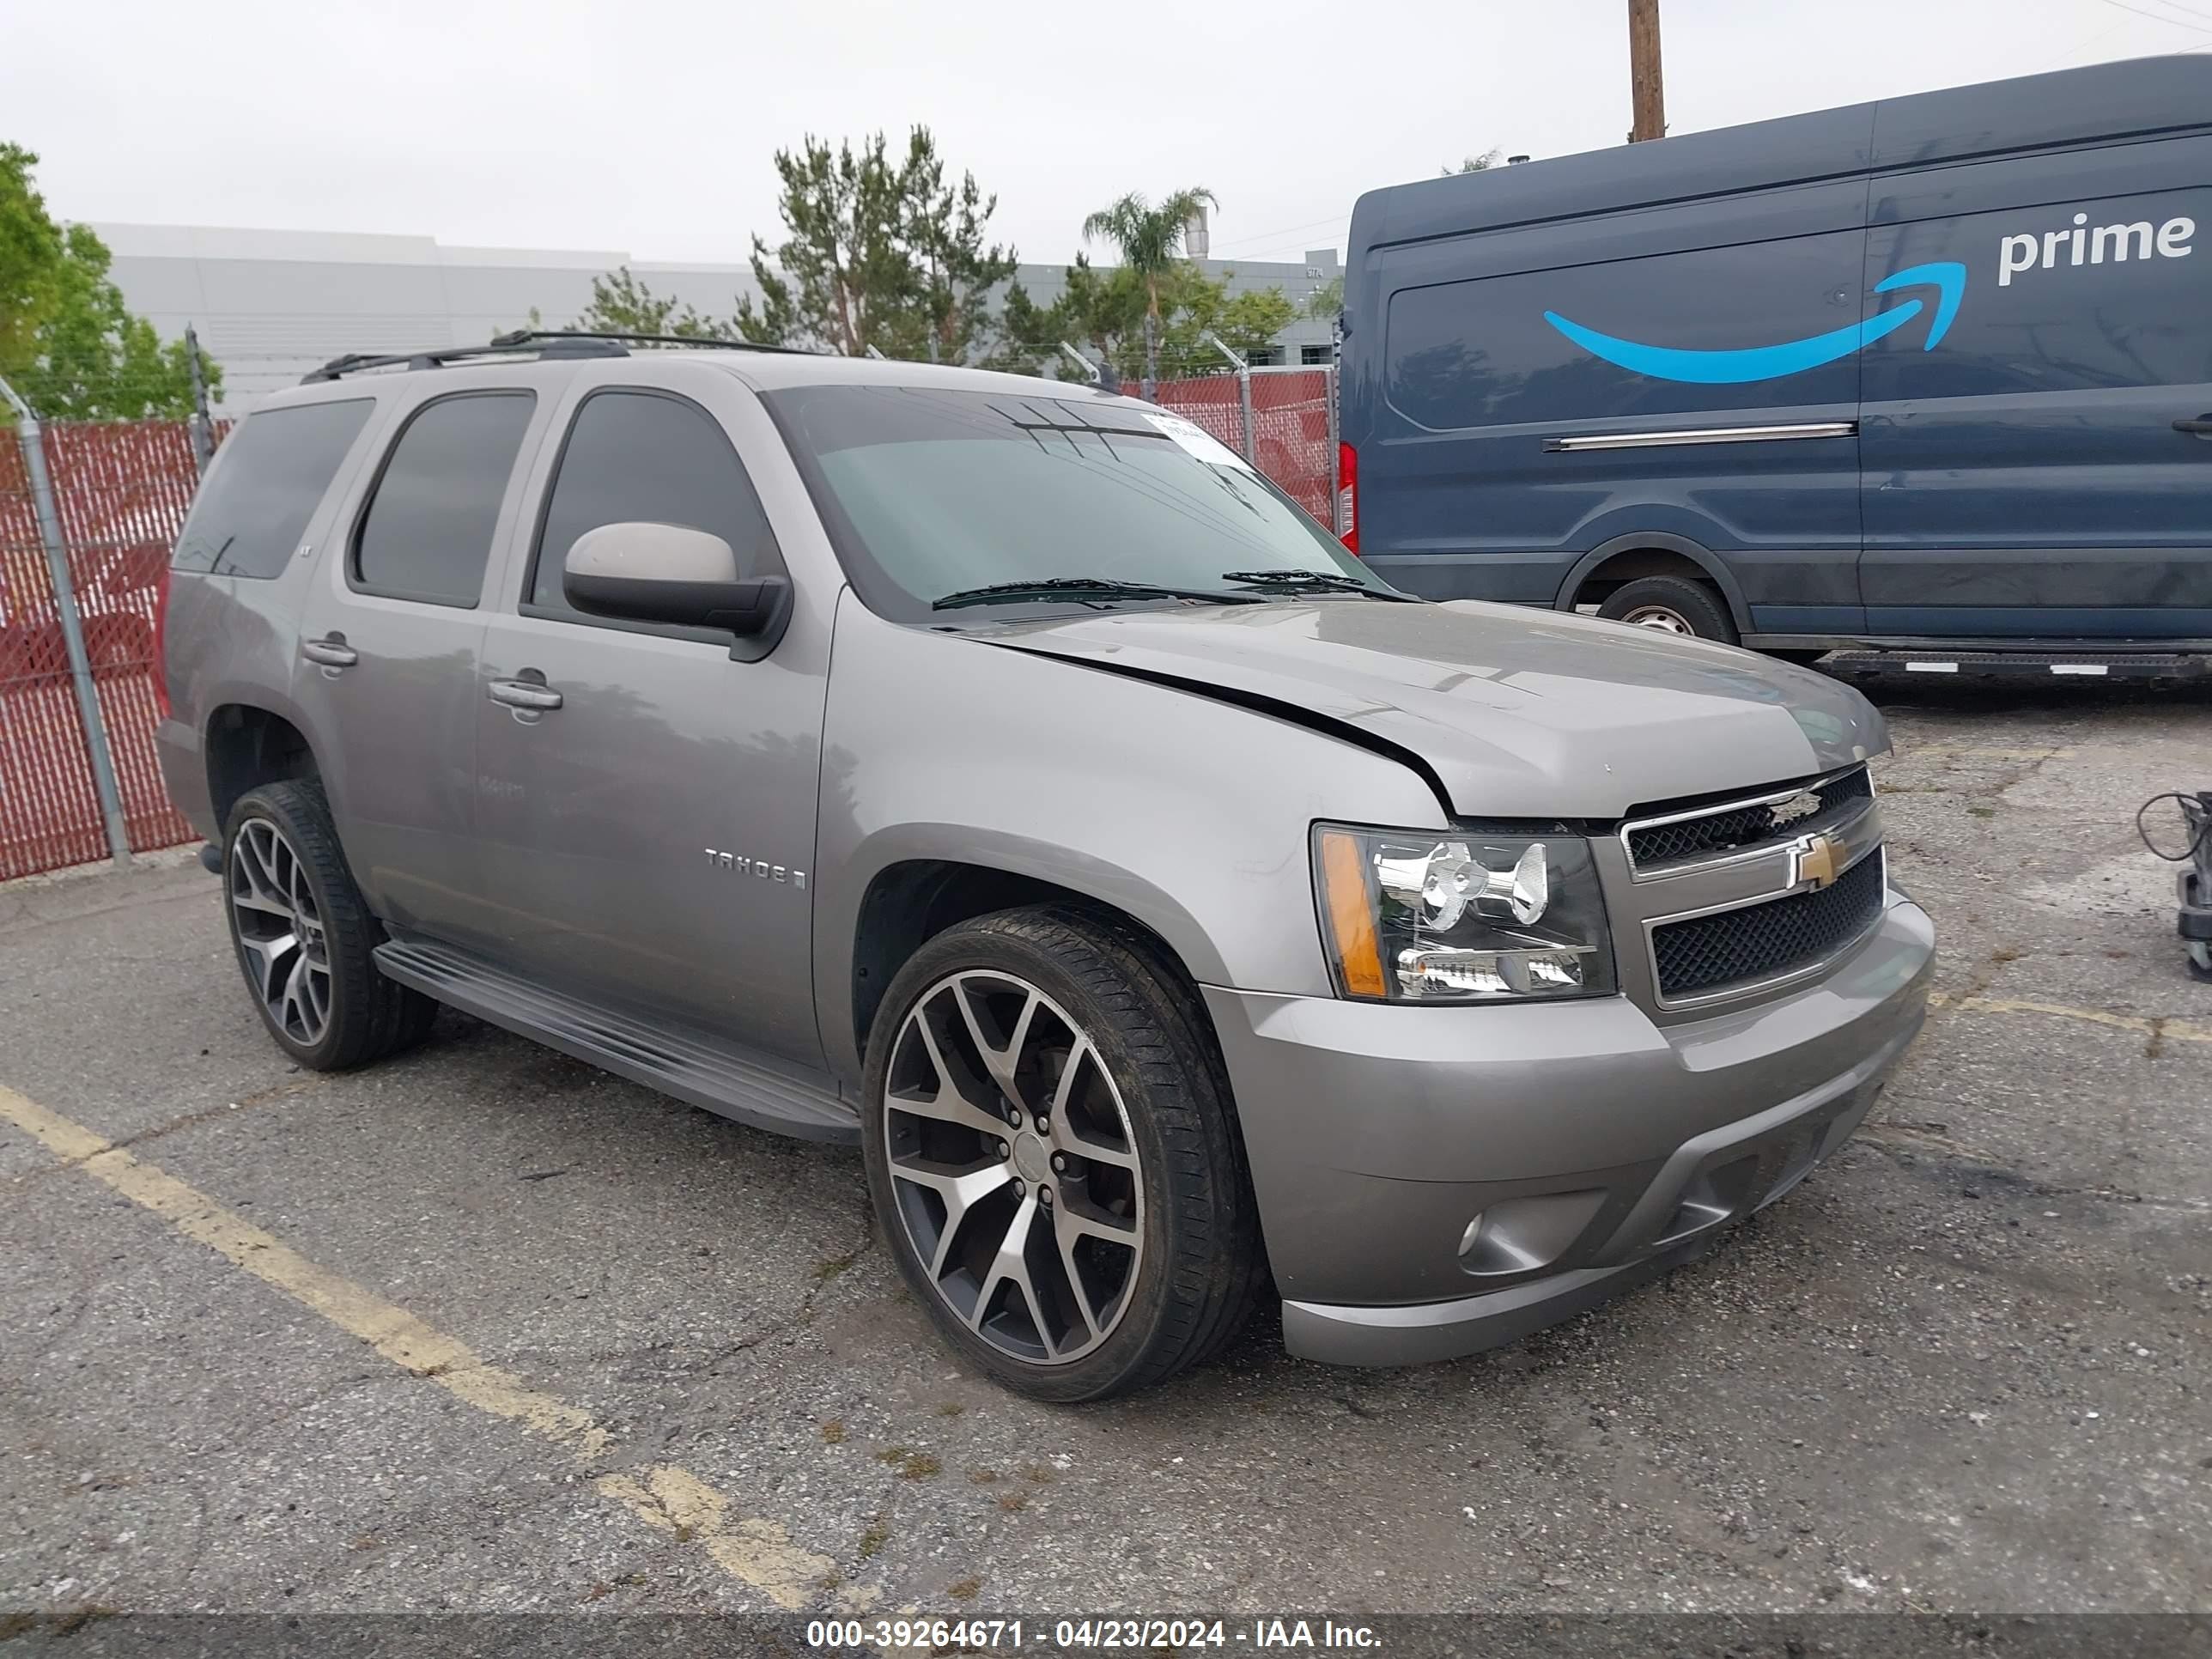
{"left": 861, "top": 905, "right": 1265, "bottom": 1401}
{"left": 221, "top": 779, "right": 437, "bottom": 1071}
{"left": 1597, "top": 576, "right": 1739, "bottom": 644}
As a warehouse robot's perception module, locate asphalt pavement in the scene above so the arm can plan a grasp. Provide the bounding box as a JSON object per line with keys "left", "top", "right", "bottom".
{"left": 2, "top": 675, "right": 2207, "bottom": 1634}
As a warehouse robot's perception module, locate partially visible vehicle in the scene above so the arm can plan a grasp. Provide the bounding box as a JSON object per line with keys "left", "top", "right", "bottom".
{"left": 1339, "top": 55, "right": 2212, "bottom": 659}
{"left": 156, "top": 331, "right": 1933, "bottom": 1399}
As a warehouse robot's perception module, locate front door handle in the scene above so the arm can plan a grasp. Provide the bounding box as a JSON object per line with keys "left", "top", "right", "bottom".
{"left": 2175, "top": 416, "right": 2212, "bottom": 437}
{"left": 487, "top": 678, "right": 563, "bottom": 712}
{"left": 301, "top": 636, "right": 357, "bottom": 668}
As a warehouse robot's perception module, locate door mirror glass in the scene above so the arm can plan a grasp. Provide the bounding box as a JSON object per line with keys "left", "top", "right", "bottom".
{"left": 562, "top": 521, "right": 787, "bottom": 635}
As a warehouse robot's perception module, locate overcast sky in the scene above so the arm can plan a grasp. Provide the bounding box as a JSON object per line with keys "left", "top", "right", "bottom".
{"left": 6, "top": 0, "right": 2209, "bottom": 270}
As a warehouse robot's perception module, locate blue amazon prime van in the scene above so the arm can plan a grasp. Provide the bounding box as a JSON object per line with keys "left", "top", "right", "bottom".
{"left": 1338, "top": 55, "right": 2212, "bottom": 658}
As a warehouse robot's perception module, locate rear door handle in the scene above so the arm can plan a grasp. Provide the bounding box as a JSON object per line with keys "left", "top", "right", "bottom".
{"left": 2175, "top": 416, "right": 2212, "bottom": 436}
{"left": 301, "top": 637, "right": 357, "bottom": 668}
{"left": 487, "top": 678, "right": 563, "bottom": 712}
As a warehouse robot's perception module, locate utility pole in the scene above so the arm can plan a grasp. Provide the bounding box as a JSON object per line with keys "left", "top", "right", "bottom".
{"left": 1627, "top": 0, "right": 1666, "bottom": 143}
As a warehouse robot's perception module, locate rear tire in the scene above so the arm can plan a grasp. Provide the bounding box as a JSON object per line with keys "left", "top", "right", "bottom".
{"left": 1596, "top": 575, "right": 1739, "bottom": 645}
{"left": 222, "top": 779, "right": 437, "bottom": 1070}
{"left": 860, "top": 905, "right": 1265, "bottom": 1401}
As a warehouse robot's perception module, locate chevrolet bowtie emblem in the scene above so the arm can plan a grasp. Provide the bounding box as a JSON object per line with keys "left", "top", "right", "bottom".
{"left": 1791, "top": 832, "right": 1844, "bottom": 891}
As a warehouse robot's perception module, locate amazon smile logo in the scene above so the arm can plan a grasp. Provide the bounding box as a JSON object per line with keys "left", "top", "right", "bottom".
{"left": 1542, "top": 261, "right": 1967, "bottom": 386}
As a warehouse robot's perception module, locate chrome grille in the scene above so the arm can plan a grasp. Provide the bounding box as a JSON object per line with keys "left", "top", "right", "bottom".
{"left": 1626, "top": 767, "right": 1873, "bottom": 873}
{"left": 1652, "top": 850, "right": 1887, "bottom": 1000}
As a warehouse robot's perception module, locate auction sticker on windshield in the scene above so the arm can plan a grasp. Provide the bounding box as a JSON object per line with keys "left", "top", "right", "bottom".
{"left": 1144, "top": 410, "right": 1255, "bottom": 473}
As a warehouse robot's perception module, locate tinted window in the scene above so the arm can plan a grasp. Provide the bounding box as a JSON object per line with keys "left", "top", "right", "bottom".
{"left": 531, "top": 391, "right": 781, "bottom": 614}
{"left": 172, "top": 399, "right": 372, "bottom": 577}
{"left": 1384, "top": 228, "right": 1865, "bottom": 429}
{"left": 766, "top": 385, "right": 1377, "bottom": 623}
{"left": 354, "top": 392, "right": 536, "bottom": 606}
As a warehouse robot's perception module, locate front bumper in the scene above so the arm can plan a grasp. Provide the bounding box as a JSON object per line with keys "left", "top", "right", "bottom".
{"left": 1201, "top": 891, "right": 1934, "bottom": 1367}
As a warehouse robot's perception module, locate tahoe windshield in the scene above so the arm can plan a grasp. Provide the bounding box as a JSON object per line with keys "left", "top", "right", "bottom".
{"left": 763, "top": 385, "right": 1391, "bottom": 622}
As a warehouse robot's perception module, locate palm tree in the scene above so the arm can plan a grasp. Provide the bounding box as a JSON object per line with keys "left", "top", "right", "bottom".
{"left": 1081, "top": 186, "right": 1217, "bottom": 398}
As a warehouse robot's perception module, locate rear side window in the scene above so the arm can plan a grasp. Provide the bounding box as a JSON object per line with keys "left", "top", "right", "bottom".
{"left": 353, "top": 391, "right": 537, "bottom": 607}
{"left": 528, "top": 389, "right": 781, "bottom": 616}
{"left": 172, "top": 399, "right": 372, "bottom": 577}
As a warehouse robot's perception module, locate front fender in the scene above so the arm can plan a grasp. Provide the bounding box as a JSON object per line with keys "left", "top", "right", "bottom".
{"left": 811, "top": 595, "right": 1446, "bottom": 1085}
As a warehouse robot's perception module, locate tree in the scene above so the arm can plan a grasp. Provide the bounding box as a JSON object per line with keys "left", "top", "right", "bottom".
{"left": 1303, "top": 274, "right": 1344, "bottom": 323}
{"left": 734, "top": 127, "right": 1015, "bottom": 361}
{"left": 992, "top": 258, "right": 1297, "bottom": 385}
{"left": 1443, "top": 149, "right": 1503, "bottom": 175}
{"left": 0, "top": 144, "right": 219, "bottom": 421}
{"left": 1080, "top": 186, "right": 1217, "bottom": 398}
{"left": 571, "top": 268, "right": 735, "bottom": 338}
{"left": 1212, "top": 287, "right": 1297, "bottom": 359}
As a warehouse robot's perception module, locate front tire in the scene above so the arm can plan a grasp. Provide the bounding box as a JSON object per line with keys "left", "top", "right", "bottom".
{"left": 222, "top": 780, "right": 436, "bottom": 1070}
{"left": 860, "top": 907, "right": 1264, "bottom": 1401}
{"left": 1596, "top": 575, "right": 1739, "bottom": 644}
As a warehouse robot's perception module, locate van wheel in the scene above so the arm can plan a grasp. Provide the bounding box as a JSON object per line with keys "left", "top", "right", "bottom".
{"left": 1597, "top": 576, "right": 1738, "bottom": 644}
{"left": 861, "top": 906, "right": 1264, "bottom": 1402}
{"left": 222, "top": 779, "right": 437, "bottom": 1070}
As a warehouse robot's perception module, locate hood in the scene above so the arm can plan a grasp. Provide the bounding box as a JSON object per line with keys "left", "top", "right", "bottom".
{"left": 980, "top": 599, "right": 1887, "bottom": 820}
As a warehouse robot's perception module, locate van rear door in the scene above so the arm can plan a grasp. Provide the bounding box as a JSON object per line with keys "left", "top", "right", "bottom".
{"left": 1859, "top": 135, "right": 2212, "bottom": 641}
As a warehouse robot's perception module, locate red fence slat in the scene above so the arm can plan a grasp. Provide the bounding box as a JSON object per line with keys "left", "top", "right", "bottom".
{"left": 1152, "top": 368, "right": 1334, "bottom": 526}
{"left": 1, "top": 418, "right": 212, "bottom": 878}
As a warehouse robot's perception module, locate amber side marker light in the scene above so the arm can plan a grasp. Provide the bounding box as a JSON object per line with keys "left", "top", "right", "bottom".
{"left": 1318, "top": 829, "right": 1388, "bottom": 999}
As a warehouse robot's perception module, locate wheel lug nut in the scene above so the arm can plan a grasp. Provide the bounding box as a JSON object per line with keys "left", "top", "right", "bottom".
{"left": 1051, "top": 1153, "right": 1067, "bottom": 1173}
{"left": 1038, "top": 1185, "right": 1053, "bottom": 1206}
{"left": 1012, "top": 1180, "right": 1024, "bottom": 1197}
{"left": 1033, "top": 1115, "right": 1048, "bottom": 1133}
{"left": 998, "top": 1140, "right": 1011, "bottom": 1158}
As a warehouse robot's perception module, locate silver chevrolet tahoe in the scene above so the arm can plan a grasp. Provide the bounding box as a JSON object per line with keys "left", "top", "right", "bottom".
{"left": 156, "top": 335, "right": 1934, "bottom": 1401}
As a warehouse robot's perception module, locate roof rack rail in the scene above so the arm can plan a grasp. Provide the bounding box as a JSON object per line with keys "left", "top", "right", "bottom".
{"left": 301, "top": 329, "right": 813, "bottom": 385}
{"left": 495, "top": 329, "right": 817, "bottom": 357}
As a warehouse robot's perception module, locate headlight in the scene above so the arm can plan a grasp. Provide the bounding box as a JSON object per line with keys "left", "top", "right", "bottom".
{"left": 1313, "top": 824, "right": 1616, "bottom": 1002}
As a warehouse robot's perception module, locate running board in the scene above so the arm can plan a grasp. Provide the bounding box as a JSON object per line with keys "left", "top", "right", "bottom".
{"left": 1822, "top": 649, "right": 2212, "bottom": 681}
{"left": 373, "top": 935, "right": 858, "bottom": 1145}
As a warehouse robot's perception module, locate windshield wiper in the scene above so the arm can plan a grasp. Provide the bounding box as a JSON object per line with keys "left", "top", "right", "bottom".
{"left": 1219, "top": 568, "right": 1415, "bottom": 600}
{"left": 933, "top": 576, "right": 1267, "bottom": 611}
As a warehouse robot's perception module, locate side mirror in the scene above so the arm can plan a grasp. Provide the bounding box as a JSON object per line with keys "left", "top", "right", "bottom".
{"left": 562, "top": 522, "right": 788, "bottom": 637}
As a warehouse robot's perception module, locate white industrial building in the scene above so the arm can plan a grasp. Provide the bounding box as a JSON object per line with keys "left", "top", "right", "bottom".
{"left": 94, "top": 222, "right": 1340, "bottom": 410}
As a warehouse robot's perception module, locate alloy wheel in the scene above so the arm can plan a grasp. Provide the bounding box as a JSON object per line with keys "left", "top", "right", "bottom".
{"left": 882, "top": 970, "right": 1145, "bottom": 1365}
{"left": 228, "top": 819, "right": 333, "bottom": 1047}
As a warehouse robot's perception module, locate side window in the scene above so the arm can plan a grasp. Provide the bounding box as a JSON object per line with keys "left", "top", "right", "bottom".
{"left": 352, "top": 391, "right": 537, "bottom": 607}
{"left": 529, "top": 389, "right": 783, "bottom": 617}
{"left": 172, "top": 398, "right": 373, "bottom": 577}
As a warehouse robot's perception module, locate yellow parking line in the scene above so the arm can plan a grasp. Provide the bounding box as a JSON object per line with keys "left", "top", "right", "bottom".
{"left": 1927, "top": 991, "right": 2212, "bottom": 1046}
{"left": 0, "top": 1083, "right": 837, "bottom": 1610}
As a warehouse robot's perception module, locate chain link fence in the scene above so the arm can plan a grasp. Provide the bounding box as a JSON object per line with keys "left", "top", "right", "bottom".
{"left": 1, "top": 415, "right": 208, "bottom": 879}
{"left": 1151, "top": 366, "right": 1338, "bottom": 527}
